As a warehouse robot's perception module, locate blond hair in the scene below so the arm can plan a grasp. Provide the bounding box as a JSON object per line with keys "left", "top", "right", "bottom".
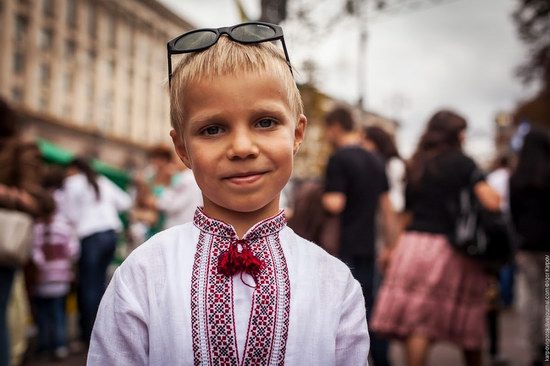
{"left": 169, "top": 36, "right": 303, "bottom": 138}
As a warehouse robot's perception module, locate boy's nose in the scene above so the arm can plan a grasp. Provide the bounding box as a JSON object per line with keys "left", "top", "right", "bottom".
{"left": 227, "top": 129, "right": 259, "bottom": 160}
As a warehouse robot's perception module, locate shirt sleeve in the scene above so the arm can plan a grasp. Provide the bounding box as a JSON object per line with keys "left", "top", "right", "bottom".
{"left": 60, "top": 180, "right": 81, "bottom": 228}
{"left": 87, "top": 266, "right": 149, "bottom": 366}
{"left": 325, "top": 155, "right": 347, "bottom": 193}
{"left": 156, "top": 186, "right": 182, "bottom": 214}
{"left": 460, "top": 154, "right": 485, "bottom": 186}
{"left": 335, "top": 272, "right": 370, "bottom": 366}
{"left": 104, "top": 177, "right": 132, "bottom": 212}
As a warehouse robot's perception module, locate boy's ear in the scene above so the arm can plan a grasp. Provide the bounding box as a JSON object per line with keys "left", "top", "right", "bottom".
{"left": 170, "top": 129, "right": 192, "bottom": 169}
{"left": 293, "top": 114, "right": 307, "bottom": 155}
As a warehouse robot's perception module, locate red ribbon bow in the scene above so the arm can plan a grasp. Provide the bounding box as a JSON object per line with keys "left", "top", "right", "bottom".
{"left": 217, "top": 239, "right": 265, "bottom": 281}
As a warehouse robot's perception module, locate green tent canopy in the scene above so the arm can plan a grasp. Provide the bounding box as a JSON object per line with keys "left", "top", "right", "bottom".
{"left": 37, "top": 139, "right": 131, "bottom": 190}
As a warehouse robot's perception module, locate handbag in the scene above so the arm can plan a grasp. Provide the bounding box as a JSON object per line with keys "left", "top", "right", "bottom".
{"left": 448, "top": 173, "right": 516, "bottom": 272}
{"left": 0, "top": 208, "right": 33, "bottom": 266}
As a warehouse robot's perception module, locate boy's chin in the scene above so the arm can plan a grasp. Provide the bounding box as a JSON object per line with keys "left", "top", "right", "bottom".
{"left": 208, "top": 198, "right": 280, "bottom": 216}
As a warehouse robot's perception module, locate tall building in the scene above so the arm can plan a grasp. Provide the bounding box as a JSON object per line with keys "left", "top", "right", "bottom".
{"left": 0, "top": 0, "right": 193, "bottom": 168}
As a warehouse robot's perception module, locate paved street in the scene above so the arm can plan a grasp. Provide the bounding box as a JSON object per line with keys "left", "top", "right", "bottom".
{"left": 388, "top": 307, "right": 529, "bottom": 366}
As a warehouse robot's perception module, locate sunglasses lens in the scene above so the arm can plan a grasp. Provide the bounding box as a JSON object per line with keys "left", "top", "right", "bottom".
{"left": 232, "top": 24, "right": 276, "bottom": 42}
{"left": 173, "top": 30, "right": 217, "bottom": 51}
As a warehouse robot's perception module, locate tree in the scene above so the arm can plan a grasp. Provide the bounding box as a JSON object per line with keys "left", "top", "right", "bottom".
{"left": 513, "top": 0, "right": 550, "bottom": 85}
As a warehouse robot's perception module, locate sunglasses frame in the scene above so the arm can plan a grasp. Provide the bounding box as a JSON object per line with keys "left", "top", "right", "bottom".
{"left": 166, "top": 22, "right": 292, "bottom": 86}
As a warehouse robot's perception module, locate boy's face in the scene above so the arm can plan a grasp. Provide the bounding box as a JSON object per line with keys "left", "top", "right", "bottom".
{"left": 170, "top": 70, "right": 306, "bottom": 222}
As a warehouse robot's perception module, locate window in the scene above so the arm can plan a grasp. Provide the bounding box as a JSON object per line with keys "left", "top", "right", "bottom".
{"left": 108, "top": 14, "right": 116, "bottom": 48}
{"left": 85, "top": 78, "right": 95, "bottom": 122}
{"left": 42, "top": 0, "right": 54, "bottom": 17}
{"left": 63, "top": 101, "right": 72, "bottom": 117}
{"left": 13, "top": 51, "right": 25, "bottom": 74}
{"left": 11, "top": 87, "right": 23, "bottom": 103}
{"left": 102, "top": 91, "right": 114, "bottom": 131}
{"left": 15, "top": 15, "right": 28, "bottom": 43}
{"left": 125, "top": 95, "right": 133, "bottom": 136}
{"left": 85, "top": 49, "right": 96, "bottom": 70}
{"left": 64, "top": 40, "right": 76, "bottom": 59}
{"left": 63, "top": 70, "right": 74, "bottom": 92}
{"left": 128, "top": 30, "right": 135, "bottom": 57}
{"left": 39, "top": 88, "right": 50, "bottom": 110}
{"left": 87, "top": 4, "right": 96, "bottom": 37}
{"left": 40, "top": 63, "right": 51, "bottom": 86}
{"left": 106, "top": 59, "right": 115, "bottom": 80}
{"left": 39, "top": 28, "right": 54, "bottom": 51}
{"left": 66, "top": 0, "right": 76, "bottom": 28}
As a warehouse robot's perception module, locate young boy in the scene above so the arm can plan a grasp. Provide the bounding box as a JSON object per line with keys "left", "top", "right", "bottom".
{"left": 88, "top": 22, "right": 369, "bottom": 365}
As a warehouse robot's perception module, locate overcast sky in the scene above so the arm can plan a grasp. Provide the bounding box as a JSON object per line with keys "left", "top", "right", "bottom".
{"left": 160, "top": 0, "right": 539, "bottom": 159}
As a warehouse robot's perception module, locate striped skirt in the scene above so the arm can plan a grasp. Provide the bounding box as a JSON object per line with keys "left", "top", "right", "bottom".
{"left": 371, "top": 231, "right": 489, "bottom": 350}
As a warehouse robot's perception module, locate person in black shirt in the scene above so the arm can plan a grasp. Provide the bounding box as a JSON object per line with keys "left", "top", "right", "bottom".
{"left": 322, "top": 107, "right": 396, "bottom": 366}
{"left": 370, "top": 110, "right": 500, "bottom": 366}
{"left": 509, "top": 127, "right": 550, "bottom": 366}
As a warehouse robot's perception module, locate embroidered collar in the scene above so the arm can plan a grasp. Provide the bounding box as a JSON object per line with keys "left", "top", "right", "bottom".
{"left": 192, "top": 207, "right": 287, "bottom": 242}
{"left": 191, "top": 207, "right": 291, "bottom": 365}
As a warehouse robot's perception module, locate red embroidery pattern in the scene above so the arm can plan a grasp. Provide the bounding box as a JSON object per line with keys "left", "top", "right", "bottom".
{"left": 191, "top": 209, "right": 290, "bottom": 366}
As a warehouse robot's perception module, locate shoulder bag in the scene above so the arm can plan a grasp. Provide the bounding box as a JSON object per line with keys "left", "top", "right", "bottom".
{"left": 0, "top": 208, "right": 33, "bottom": 267}
{"left": 448, "top": 172, "right": 516, "bottom": 272}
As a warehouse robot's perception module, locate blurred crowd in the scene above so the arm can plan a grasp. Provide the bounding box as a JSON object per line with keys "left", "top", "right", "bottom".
{"left": 0, "top": 82, "right": 549, "bottom": 366}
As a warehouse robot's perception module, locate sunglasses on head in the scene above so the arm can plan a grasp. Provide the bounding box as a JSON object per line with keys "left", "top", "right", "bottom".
{"left": 166, "top": 22, "right": 292, "bottom": 86}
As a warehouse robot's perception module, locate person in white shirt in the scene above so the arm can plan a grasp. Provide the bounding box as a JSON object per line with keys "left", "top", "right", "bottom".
{"left": 61, "top": 157, "right": 131, "bottom": 344}
{"left": 88, "top": 23, "right": 370, "bottom": 366}
{"left": 156, "top": 166, "right": 203, "bottom": 228}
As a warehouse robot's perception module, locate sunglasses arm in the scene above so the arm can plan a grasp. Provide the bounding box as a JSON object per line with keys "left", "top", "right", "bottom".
{"left": 280, "top": 39, "right": 293, "bottom": 75}
{"left": 167, "top": 45, "right": 173, "bottom": 88}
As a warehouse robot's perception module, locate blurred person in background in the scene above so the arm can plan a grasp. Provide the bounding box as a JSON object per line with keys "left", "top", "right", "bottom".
{"left": 0, "top": 98, "right": 47, "bottom": 366}
{"left": 62, "top": 156, "right": 131, "bottom": 344}
{"left": 155, "top": 162, "right": 203, "bottom": 229}
{"left": 31, "top": 192, "right": 79, "bottom": 360}
{"left": 322, "top": 106, "right": 396, "bottom": 366}
{"left": 509, "top": 126, "right": 550, "bottom": 366}
{"left": 362, "top": 126, "right": 405, "bottom": 273}
{"left": 131, "top": 145, "right": 179, "bottom": 242}
{"left": 371, "top": 110, "right": 501, "bottom": 366}
{"left": 485, "top": 154, "right": 514, "bottom": 365}
{"left": 363, "top": 126, "right": 406, "bottom": 215}
{"left": 287, "top": 178, "right": 340, "bottom": 256}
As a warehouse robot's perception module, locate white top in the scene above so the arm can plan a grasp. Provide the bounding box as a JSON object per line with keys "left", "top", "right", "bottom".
{"left": 487, "top": 167, "right": 510, "bottom": 212}
{"left": 61, "top": 174, "right": 132, "bottom": 238}
{"left": 156, "top": 169, "right": 203, "bottom": 228}
{"left": 88, "top": 209, "right": 369, "bottom": 366}
{"left": 387, "top": 157, "right": 405, "bottom": 212}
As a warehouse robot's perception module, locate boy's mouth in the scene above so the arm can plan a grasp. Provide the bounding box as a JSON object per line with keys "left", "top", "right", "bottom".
{"left": 223, "top": 171, "right": 268, "bottom": 185}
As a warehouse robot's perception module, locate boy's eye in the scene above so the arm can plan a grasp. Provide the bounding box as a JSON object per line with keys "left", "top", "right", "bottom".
{"left": 256, "top": 118, "right": 277, "bottom": 129}
{"left": 200, "top": 125, "right": 224, "bottom": 136}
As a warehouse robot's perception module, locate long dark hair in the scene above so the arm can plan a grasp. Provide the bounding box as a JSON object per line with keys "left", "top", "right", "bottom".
{"left": 69, "top": 157, "right": 100, "bottom": 200}
{"left": 510, "top": 127, "right": 550, "bottom": 190}
{"left": 407, "top": 109, "right": 467, "bottom": 186}
{"left": 363, "top": 126, "right": 401, "bottom": 162}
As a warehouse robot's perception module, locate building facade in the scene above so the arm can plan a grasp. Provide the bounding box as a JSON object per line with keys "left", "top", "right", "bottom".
{"left": 0, "top": 0, "right": 193, "bottom": 168}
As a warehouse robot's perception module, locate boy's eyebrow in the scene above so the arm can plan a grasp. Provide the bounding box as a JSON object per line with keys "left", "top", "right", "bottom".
{"left": 188, "top": 102, "right": 290, "bottom": 127}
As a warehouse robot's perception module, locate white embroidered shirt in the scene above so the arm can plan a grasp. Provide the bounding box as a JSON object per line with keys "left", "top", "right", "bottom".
{"left": 88, "top": 209, "right": 369, "bottom": 365}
